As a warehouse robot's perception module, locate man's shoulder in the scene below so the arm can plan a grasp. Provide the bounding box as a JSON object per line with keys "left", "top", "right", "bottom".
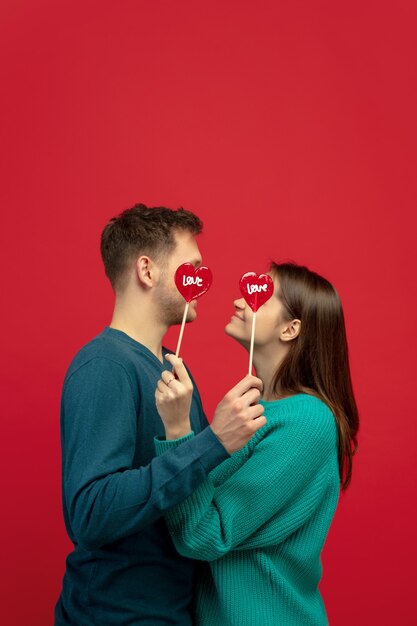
{"left": 65, "top": 328, "right": 142, "bottom": 382}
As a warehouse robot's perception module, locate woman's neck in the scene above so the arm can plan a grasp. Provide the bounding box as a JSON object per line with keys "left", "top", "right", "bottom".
{"left": 253, "top": 345, "right": 289, "bottom": 401}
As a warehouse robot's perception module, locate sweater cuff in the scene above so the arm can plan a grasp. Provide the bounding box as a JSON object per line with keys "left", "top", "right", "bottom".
{"left": 194, "top": 426, "right": 230, "bottom": 472}
{"left": 155, "top": 426, "right": 229, "bottom": 473}
{"left": 154, "top": 431, "right": 195, "bottom": 454}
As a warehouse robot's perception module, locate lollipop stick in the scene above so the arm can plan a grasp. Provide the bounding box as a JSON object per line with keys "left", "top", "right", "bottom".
{"left": 248, "top": 311, "right": 256, "bottom": 375}
{"left": 175, "top": 302, "right": 190, "bottom": 357}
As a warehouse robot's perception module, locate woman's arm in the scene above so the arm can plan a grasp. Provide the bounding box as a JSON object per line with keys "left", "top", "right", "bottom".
{"left": 155, "top": 407, "right": 337, "bottom": 561}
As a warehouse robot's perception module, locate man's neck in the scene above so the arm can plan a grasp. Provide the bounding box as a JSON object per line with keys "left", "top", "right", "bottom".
{"left": 110, "top": 297, "right": 167, "bottom": 362}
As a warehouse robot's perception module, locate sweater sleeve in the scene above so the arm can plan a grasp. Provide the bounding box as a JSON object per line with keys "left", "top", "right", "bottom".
{"left": 155, "top": 408, "right": 337, "bottom": 560}
{"left": 184, "top": 363, "right": 210, "bottom": 431}
{"left": 61, "top": 357, "right": 228, "bottom": 551}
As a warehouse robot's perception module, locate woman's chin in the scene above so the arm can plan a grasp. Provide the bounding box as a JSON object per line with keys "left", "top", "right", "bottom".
{"left": 225, "top": 322, "right": 249, "bottom": 348}
{"left": 225, "top": 321, "right": 236, "bottom": 338}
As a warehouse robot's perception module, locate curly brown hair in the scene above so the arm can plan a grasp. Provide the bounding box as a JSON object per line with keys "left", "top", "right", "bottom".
{"left": 100, "top": 203, "right": 203, "bottom": 291}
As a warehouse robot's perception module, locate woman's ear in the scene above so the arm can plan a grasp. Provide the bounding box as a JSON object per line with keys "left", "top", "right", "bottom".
{"left": 280, "top": 319, "right": 301, "bottom": 342}
{"left": 135, "top": 255, "right": 161, "bottom": 288}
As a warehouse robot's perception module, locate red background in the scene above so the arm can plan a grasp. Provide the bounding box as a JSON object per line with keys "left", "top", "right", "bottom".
{"left": 1, "top": 1, "right": 416, "bottom": 624}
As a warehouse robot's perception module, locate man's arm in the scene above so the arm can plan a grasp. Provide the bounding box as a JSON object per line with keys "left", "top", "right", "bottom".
{"left": 156, "top": 354, "right": 266, "bottom": 454}
{"left": 62, "top": 356, "right": 264, "bottom": 551}
{"left": 62, "top": 357, "right": 227, "bottom": 551}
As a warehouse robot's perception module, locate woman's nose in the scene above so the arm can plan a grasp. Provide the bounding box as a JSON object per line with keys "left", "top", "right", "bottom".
{"left": 233, "top": 298, "right": 246, "bottom": 310}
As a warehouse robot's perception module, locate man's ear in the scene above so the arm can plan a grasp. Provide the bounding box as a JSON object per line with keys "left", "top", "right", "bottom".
{"left": 280, "top": 319, "right": 301, "bottom": 342}
{"left": 135, "top": 255, "right": 161, "bottom": 288}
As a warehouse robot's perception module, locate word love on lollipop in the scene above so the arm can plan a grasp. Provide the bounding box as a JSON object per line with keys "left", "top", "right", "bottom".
{"left": 239, "top": 272, "right": 274, "bottom": 374}
{"left": 174, "top": 262, "right": 213, "bottom": 357}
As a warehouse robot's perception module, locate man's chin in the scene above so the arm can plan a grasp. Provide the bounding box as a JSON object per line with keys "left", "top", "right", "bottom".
{"left": 186, "top": 311, "right": 197, "bottom": 323}
{"left": 166, "top": 304, "right": 197, "bottom": 326}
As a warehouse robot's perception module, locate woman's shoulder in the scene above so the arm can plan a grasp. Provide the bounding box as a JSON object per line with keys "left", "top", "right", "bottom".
{"left": 257, "top": 393, "right": 337, "bottom": 444}
{"left": 211, "top": 393, "right": 337, "bottom": 483}
{"left": 260, "top": 392, "right": 333, "bottom": 420}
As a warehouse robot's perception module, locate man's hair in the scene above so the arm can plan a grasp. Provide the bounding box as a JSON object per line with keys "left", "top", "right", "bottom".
{"left": 100, "top": 203, "right": 203, "bottom": 291}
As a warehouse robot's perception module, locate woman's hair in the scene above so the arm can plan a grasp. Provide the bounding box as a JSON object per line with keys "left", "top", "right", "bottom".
{"left": 270, "top": 262, "right": 359, "bottom": 490}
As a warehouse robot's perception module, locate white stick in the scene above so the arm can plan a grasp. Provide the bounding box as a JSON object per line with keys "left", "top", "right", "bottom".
{"left": 175, "top": 302, "right": 190, "bottom": 357}
{"left": 248, "top": 311, "right": 256, "bottom": 375}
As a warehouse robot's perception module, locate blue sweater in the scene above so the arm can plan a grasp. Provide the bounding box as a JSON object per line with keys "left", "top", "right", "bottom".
{"left": 54, "top": 327, "right": 228, "bottom": 626}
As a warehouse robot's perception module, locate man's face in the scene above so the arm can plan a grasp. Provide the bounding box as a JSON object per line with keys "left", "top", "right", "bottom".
{"left": 154, "top": 230, "right": 203, "bottom": 326}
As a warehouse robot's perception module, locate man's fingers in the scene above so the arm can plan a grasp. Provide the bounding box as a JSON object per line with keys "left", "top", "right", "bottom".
{"left": 228, "top": 375, "right": 263, "bottom": 398}
{"left": 246, "top": 403, "right": 265, "bottom": 420}
{"left": 164, "top": 354, "right": 192, "bottom": 387}
{"left": 251, "top": 414, "right": 267, "bottom": 431}
{"left": 241, "top": 387, "right": 262, "bottom": 407}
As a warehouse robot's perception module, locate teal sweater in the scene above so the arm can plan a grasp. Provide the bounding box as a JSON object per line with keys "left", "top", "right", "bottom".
{"left": 155, "top": 394, "right": 340, "bottom": 626}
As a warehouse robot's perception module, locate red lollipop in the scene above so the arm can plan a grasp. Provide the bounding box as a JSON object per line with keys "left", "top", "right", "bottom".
{"left": 239, "top": 272, "right": 274, "bottom": 312}
{"left": 174, "top": 263, "right": 213, "bottom": 357}
{"left": 175, "top": 263, "right": 213, "bottom": 303}
{"left": 239, "top": 272, "right": 275, "bottom": 374}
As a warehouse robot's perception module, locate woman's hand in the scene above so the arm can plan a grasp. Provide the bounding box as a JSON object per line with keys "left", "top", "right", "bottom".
{"left": 155, "top": 354, "right": 193, "bottom": 440}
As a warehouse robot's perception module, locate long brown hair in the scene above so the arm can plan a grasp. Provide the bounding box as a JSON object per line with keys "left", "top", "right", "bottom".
{"left": 270, "top": 262, "right": 359, "bottom": 490}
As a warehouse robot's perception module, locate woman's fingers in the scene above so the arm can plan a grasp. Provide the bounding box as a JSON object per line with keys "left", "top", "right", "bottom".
{"left": 165, "top": 354, "right": 193, "bottom": 388}
{"left": 157, "top": 379, "right": 172, "bottom": 394}
{"left": 161, "top": 370, "right": 177, "bottom": 388}
{"left": 155, "top": 356, "right": 193, "bottom": 440}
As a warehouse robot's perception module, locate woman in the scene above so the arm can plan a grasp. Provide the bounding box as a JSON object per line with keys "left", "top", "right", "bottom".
{"left": 155, "top": 262, "right": 359, "bottom": 626}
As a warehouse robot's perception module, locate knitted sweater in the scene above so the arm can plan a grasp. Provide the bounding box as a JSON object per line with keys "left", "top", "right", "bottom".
{"left": 155, "top": 393, "right": 340, "bottom": 626}
{"left": 55, "top": 327, "right": 228, "bottom": 626}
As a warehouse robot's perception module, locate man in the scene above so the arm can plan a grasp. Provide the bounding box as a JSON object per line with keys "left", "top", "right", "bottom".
{"left": 55, "top": 204, "right": 266, "bottom": 625}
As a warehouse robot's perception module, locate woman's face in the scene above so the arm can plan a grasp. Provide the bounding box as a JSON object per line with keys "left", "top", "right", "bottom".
{"left": 225, "top": 275, "right": 289, "bottom": 349}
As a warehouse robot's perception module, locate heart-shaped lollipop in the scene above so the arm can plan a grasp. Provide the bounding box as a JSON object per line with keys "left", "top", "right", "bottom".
{"left": 173, "top": 262, "right": 213, "bottom": 357}
{"left": 239, "top": 272, "right": 275, "bottom": 374}
{"left": 175, "top": 263, "right": 213, "bottom": 303}
{"left": 239, "top": 272, "right": 274, "bottom": 312}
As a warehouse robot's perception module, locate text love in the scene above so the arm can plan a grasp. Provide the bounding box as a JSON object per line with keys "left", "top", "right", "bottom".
{"left": 247, "top": 283, "right": 268, "bottom": 294}
{"left": 183, "top": 275, "right": 203, "bottom": 287}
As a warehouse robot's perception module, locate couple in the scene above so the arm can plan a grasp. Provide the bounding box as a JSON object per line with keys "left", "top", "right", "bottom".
{"left": 55, "top": 204, "right": 359, "bottom": 626}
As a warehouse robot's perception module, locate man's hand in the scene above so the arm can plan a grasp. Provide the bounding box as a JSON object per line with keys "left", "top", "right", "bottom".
{"left": 210, "top": 375, "right": 266, "bottom": 454}
{"left": 155, "top": 354, "right": 193, "bottom": 440}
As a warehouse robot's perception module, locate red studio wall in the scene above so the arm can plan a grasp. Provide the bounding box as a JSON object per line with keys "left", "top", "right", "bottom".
{"left": 1, "top": 1, "right": 416, "bottom": 624}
